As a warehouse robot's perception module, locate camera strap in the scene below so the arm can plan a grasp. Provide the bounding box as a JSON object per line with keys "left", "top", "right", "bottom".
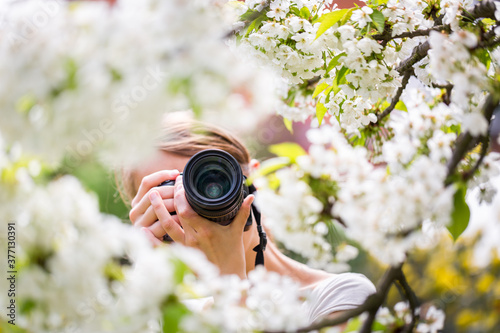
{"left": 248, "top": 184, "right": 267, "bottom": 267}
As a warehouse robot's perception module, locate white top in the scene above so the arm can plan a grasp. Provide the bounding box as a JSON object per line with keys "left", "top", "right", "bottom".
{"left": 306, "top": 273, "right": 376, "bottom": 323}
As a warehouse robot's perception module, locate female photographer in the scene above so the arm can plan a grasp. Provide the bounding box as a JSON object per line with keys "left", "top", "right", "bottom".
{"left": 118, "top": 114, "right": 375, "bottom": 323}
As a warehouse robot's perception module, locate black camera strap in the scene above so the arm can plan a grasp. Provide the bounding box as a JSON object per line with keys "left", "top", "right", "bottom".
{"left": 248, "top": 184, "right": 267, "bottom": 266}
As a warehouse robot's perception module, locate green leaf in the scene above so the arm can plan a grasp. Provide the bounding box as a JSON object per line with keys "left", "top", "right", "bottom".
{"left": 15, "top": 94, "right": 37, "bottom": 115}
{"left": 0, "top": 320, "right": 27, "bottom": 333}
{"left": 326, "top": 52, "right": 346, "bottom": 74}
{"left": 474, "top": 48, "right": 491, "bottom": 70}
{"left": 315, "top": 9, "right": 349, "bottom": 39}
{"left": 246, "top": 157, "right": 291, "bottom": 186}
{"left": 336, "top": 65, "right": 350, "bottom": 85}
{"left": 289, "top": 6, "right": 301, "bottom": 17}
{"left": 162, "top": 302, "right": 191, "bottom": 333}
{"left": 240, "top": 8, "right": 258, "bottom": 21}
{"left": 312, "top": 82, "right": 330, "bottom": 98}
{"left": 370, "top": 9, "right": 385, "bottom": 33}
{"left": 372, "top": 320, "right": 387, "bottom": 331}
{"left": 110, "top": 67, "right": 123, "bottom": 82}
{"left": 339, "top": 7, "right": 355, "bottom": 26}
{"left": 244, "top": 13, "right": 268, "bottom": 37}
{"left": 316, "top": 102, "right": 328, "bottom": 126}
{"left": 269, "top": 142, "right": 307, "bottom": 163}
{"left": 283, "top": 117, "right": 294, "bottom": 133}
{"left": 395, "top": 100, "right": 407, "bottom": 112}
{"left": 20, "top": 299, "right": 37, "bottom": 315}
{"left": 103, "top": 261, "right": 125, "bottom": 282}
{"left": 241, "top": 7, "right": 269, "bottom": 36}
{"left": 172, "top": 259, "right": 191, "bottom": 284}
{"left": 481, "top": 18, "right": 496, "bottom": 26}
{"left": 344, "top": 316, "right": 362, "bottom": 332}
{"left": 300, "top": 6, "right": 311, "bottom": 20}
{"left": 324, "top": 85, "right": 335, "bottom": 103}
{"left": 448, "top": 185, "right": 470, "bottom": 241}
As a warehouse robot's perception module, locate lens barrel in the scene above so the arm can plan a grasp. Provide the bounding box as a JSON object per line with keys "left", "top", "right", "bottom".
{"left": 183, "top": 149, "right": 246, "bottom": 224}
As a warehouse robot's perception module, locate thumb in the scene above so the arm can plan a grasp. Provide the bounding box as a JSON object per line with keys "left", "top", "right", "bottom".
{"left": 231, "top": 195, "right": 254, "bottom": 230}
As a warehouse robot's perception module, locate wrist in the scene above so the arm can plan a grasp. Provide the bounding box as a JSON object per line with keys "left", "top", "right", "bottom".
{"left": 218, "top": 253, "right": 247, "bottom": 279}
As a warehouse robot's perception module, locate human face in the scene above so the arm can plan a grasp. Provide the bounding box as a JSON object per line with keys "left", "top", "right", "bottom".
{"left": 132, "top": 150, "right": 190, "bottom": 192}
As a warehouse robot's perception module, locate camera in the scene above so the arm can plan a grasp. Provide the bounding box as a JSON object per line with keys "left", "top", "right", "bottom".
{"left": 159, "top": 149, "right": 252, "bottom": 229}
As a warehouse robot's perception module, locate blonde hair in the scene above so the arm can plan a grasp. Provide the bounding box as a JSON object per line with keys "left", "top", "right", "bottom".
{"left": 116, "top": 116, "right": 251, "bottom": 206}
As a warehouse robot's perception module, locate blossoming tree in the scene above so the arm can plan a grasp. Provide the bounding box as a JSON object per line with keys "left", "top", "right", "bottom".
{"left": 0, "top": 0, "right": 499, "bottom": 332}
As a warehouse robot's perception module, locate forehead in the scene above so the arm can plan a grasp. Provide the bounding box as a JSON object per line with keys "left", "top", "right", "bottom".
{"left": 133, "top": 150, "right": 191, "bottom": 190}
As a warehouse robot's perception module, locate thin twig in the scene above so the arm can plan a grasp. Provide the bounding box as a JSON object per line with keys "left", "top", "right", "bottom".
{"left": 432, "top": 82, "right": 454, "bottom": 105}
{"left": 372, "top": 25, "right": 448, "bottom": 44}
{"left": 266, "top": 265, "right": 403, "bottom": 333}
{"left": 462, "top": 137, "right": 489, "bottom": 182}
{"left": 446, "top": 94, "right": 498, "bottom": 185}
{"left": 462, "top": 0, "right": 498, "bottom": 22}
{"left": 377, "top": 69, "right": 413, "bottom": 122}
{"left": 396, "top": 40, "right": 430, "bottom": 74}
{"left": 398, "top": 271, "right": 420, "bottom": 333}
{"left": 359, "top": 311, "right": 377, "bottom": 333}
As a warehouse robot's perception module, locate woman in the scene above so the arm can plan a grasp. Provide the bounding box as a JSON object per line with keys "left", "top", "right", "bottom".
{"left": 118, "top": 114, "right": 376, "bottom": 324}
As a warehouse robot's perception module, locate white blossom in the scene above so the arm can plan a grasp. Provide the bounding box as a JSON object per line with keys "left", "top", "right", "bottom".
{"left": 462, "top": 112, "right": 488, "bottom": 136}
{"left": 351, "top": 6, "right": 373, "bottom": 29}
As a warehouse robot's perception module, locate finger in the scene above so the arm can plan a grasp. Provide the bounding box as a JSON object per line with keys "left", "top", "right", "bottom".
{"left": 132, "top": 169, "right": 180, "bottom": 207}
{"left": 149, "top": 190, "right": 185, "bottom": 243}
{"left": 130, "top": 185, "right": 175, "bottom": 221}
{"left": 134, "top": 199, "right": 175, "bottom": 228}
{"left": 147, "top": 204, "right": 182, "bottom": 238}
{"left": 230, "top": 195, "right": 254, "bottom": 230}
{"left": 140, "top": 227, "right": 164, "bottom": 247}
{"left": 173, "top": 175, "right": 201, "bottom": 227}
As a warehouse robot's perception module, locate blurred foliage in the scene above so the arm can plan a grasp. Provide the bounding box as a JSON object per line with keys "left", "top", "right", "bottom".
{"left": 53, "top": 155, "right": 129, "bottom": 221}
{"left": 399, "top": 233, "right": 500, "bottom": 333}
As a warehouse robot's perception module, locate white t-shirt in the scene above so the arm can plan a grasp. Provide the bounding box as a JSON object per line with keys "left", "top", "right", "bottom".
{"left": 306, "top": 273, "right": 376, "bottom": 323}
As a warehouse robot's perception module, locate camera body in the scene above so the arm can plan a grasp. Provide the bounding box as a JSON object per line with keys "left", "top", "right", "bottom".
{"left": 159, "top": 149, "right": 253, "bottom": 233}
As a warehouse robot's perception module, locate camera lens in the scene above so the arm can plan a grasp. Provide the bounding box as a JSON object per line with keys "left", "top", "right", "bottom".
{"left": 183, "top": 149, "right": 245, "bottom": 224}
{"left": 194, "top": 164, "right": 231, "bottom": 199}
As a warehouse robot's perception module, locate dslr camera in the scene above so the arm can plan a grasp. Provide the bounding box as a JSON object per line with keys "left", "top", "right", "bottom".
{"left": 159, "top": 149, "right": 253, "bottom": 234}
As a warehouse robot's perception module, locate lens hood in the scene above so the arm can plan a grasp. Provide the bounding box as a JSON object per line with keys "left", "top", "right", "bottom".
{"left": 183, "top": 149, "right": 244, "bottom": 224}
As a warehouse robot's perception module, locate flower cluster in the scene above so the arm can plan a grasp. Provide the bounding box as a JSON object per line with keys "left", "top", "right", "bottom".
{"left": 255, "top": 167, "right": 339, "bottom": 270}
{"left": 236, "top": 0, "right": 499, "bottom": 140}
{"left": 256, "top": 122, "right": 454, "bottom": 265}
{"left": 241, "top": 0, "right": 500, "bottom": 265}
{"left": 375, "top": 302, "right": 445, "bottom": 333}
{"left": 0, "top": 172, "right": 312, "bottom": 333}
{"left": 428, "top": 30, "right": 490, "bottom": 129}
{"left": 181, "top": 266, "right": 311, "bottom": 332}
{"left": 236, "top": 0, "right": 436, "bottom": 133}
{"left": 0, "top": 175, "right": 176, "bottom": 332}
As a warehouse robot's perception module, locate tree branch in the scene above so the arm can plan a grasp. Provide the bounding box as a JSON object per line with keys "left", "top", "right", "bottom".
{"left": 432, "top": 82, "right": 454, "bottom": 105}
{"left": 359, "top": 311, "right": 377, "bottom": 333}
{"left": 396, "top": 40, "right": 430, "bottom": 74}
{"left": 267, "top": 265, "right": 403, "bottom": 333}
{"left": 462, "top": 137, "right": 490, "bottom": 182}
{"left": 397, "top": 271, "right": 420, "bottom": 333}
{"left": 462, "top": 0, "right": 499, "bottom": 22}
{"left": 390, "top": 0, "right": 498, "bottom": 77}
{"left": 372, "top": 25, "right": 448, "bottom": 44}
{"left": 446, "top": 94, "right": 499, "bottom": 185}
{"left": 377, "top": 69, "right": 413, "bottom": 122}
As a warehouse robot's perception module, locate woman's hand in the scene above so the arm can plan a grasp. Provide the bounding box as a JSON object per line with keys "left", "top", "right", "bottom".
{"left": 129, "top": 169, "right": 180, "bottom": 239}
{"left": 148, "top": 175, "right": 253, "bottom": 279}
